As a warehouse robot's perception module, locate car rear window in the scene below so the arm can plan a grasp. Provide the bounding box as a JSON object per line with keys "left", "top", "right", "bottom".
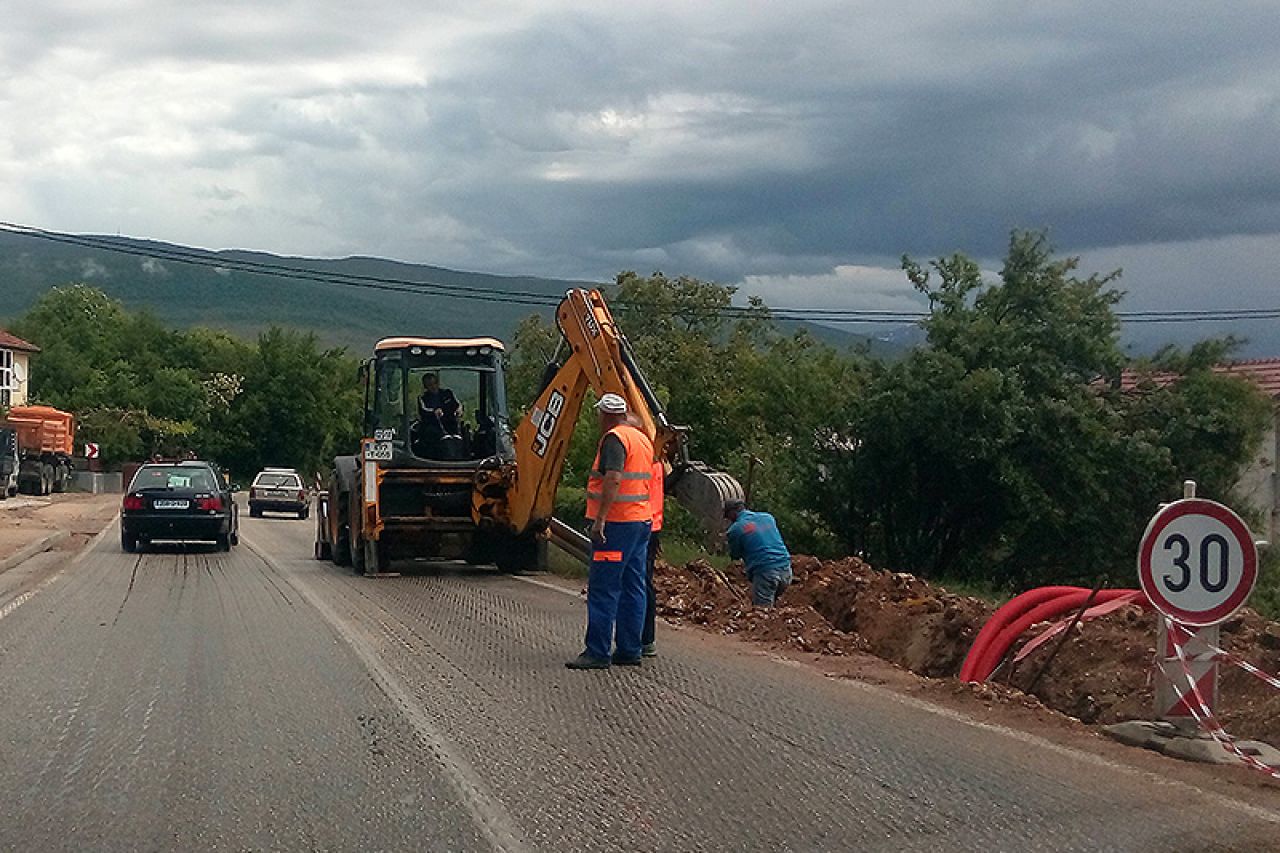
{"left": 254, "top": 473, "right": 302, "bottom": 488}
{"left": 130, "top": 466, "right": 216, "bottom": 492}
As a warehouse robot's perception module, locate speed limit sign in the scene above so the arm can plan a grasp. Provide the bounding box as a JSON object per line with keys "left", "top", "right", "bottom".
{"left": 1138, "top": 498, "right": 1258, "bottom": 627}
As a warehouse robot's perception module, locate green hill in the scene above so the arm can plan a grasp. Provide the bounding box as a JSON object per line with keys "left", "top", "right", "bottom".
{"left": 0, "top": 231, "right": 895, "bottom": 355}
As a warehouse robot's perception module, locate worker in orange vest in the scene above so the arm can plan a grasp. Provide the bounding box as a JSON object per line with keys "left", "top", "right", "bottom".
{"left": 641, "top": 457, "right": 664, "bottom": 657}
{"left": 566, "top": 393, "right": 655, "bottom": 670}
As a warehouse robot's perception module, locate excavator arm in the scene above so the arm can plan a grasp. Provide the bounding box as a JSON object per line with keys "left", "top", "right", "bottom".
{"left": 506, "top": 289, "right": 743, "bottom": 542}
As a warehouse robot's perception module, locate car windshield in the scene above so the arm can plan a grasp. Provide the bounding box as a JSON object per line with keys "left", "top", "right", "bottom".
{"left": 131, "top": 466, "right": 215, "bottom": 491}
{"left": 255, "top": 473, "right": 301, "bottom": 488}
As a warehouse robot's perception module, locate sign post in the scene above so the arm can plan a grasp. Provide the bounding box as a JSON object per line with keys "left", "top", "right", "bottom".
{"left": 1138, "top": 481, "right": 1258, "bottom": 726}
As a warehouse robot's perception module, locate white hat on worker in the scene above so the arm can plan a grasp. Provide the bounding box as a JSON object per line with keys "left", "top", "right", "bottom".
{"left": 596, "top": 393, "right": 628, "bottom": 414}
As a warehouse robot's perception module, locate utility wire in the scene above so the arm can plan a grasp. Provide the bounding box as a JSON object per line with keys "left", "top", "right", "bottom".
{"left": 2, "top": 221, "right": 1277, "bottom": 325}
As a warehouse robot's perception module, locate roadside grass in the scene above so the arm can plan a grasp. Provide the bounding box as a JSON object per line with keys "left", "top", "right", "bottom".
{"left": 932, "top": 576, "right": 1011, "bottom": 606}
{"left": 542, "top": 532, "right": 732, "bottom": 581}
{"left": 545, "top": 544, "right": 587, "bottom": 580}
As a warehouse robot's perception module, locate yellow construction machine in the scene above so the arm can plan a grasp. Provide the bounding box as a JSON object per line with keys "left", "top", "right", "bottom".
{"left": 315, "top": 288, "right": 742, "bottom": 573}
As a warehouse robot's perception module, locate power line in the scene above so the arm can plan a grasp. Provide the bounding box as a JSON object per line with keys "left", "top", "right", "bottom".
{"left": 2, "top": 221, "right": 1278, "bottom": 325}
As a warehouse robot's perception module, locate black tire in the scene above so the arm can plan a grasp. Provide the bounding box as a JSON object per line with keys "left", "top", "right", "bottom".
{"left": 229, "top": 528, "right": 240, "bottom": 546}
{"left": 350, "top": 529, "right": 366, "bottom": 574}
{"left": 122, "top": 530, "right": 138, "bottom": 553}
{"left": 298, "top": 508, "right": 309, "bottom": 520}
{"left": 494, "top": 534, "right": 541, "bottom": 574}
{"left": 249, "top": 505, "right": 261, "bottom": 518}
{"left": 216, "top": 532, "right": 231, "bottom": 552}
{"left": 333, "top": 494, "right": 351, "bottom": 566}
{"left": 333, "top": 524, "right": 351, "bottom": 566}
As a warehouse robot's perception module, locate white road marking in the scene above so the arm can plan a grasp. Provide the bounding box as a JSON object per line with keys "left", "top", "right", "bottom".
{"left": 244, "top": 536, "right": 528, "bottom": 853}
{"left": 512, "top": 574, "right": 581, "bottom": 599}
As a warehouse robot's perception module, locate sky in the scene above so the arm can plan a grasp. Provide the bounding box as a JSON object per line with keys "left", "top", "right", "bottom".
{"left": 1, "top": 1, "right": 1278, "bottom": 348}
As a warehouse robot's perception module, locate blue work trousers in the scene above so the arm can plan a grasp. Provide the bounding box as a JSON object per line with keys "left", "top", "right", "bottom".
{"left": 585, "top": 520, "right": 651, "bottom": 661}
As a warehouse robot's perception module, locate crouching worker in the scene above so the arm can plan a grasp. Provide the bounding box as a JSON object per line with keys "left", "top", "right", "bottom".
{"left": 724, "top": 499, "right": 793, "bottom": 607}
{"left": 566, "top": 393, "right": 654, "bottom": 670}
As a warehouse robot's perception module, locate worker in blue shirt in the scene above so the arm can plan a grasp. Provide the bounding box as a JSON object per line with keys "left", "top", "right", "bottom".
{"left": 724, "top": 499, "right": 793, "bottom": 607}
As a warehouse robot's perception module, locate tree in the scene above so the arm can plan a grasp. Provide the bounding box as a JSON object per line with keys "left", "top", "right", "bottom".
{"left": 509, "top": 272, "right": 865, "bottom": 550}
{"left": 11, "top": 285, "right": 363, "bottom": 478}
{"left": 816, "top": 231, "right": 1272, "bottom": 587}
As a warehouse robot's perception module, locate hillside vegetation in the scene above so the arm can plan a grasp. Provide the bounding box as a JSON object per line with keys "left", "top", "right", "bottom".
{"left": 0, "top": 230, "right": 887, "bottom": 355}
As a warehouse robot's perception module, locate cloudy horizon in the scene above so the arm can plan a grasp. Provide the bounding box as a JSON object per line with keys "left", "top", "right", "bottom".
{"left": 3, "top": 1, "right": 1278, "bottom": 346}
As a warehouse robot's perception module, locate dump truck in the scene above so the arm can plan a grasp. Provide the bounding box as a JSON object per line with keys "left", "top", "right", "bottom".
{"left": 0, "top": 428, "right": 18, "bottom": 498}
{"left": 315, "top": 288, "right": 743, "bottom": 573}
{"left": 1, "top": 405, "right": 76, "bottom": 495}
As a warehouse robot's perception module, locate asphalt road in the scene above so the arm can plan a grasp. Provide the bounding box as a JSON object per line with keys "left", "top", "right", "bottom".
{"left": 0, "top": 511, "right": 1277, "bottom": 851}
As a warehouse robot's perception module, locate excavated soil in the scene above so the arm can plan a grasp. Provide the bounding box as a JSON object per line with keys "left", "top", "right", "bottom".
{"left": 656, "top": 556, "right": 1280, "bottom": 746}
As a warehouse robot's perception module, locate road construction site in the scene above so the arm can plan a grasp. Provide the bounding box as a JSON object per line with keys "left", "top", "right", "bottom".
{"left": 656, "top": 552, "right": 1280, "bottom": 751}
{"left": 1, "top": 496, "right": 1278, "bottom": 851}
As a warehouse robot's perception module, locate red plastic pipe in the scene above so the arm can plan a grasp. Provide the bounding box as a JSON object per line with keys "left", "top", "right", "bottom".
{"left": 971, "top": 589, "right": 1144, "bottom": 682}
{"left": 963, "top": 587, "right": 1152, "bottom": 683}
{"left": 959, "top": 586, "right": 1089, "bottom": 681}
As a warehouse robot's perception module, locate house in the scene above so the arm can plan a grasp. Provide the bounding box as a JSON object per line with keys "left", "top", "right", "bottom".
{"left": 0, "top": 330, "right": 39, "bottom": 408}
{"left": 1122, "top": 359, "right": 1280, "bottom": 544}
{"left": 1220, "top": 360, "right": 1280, "bottom": 545}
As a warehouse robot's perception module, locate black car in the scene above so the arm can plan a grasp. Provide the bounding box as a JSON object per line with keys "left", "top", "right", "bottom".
{"left": 121, "top": 461, "right": 239, "bottom": 552}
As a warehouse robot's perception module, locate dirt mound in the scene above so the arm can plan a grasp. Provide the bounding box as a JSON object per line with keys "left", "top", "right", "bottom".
{"left": 656, "top": 556, "right": 1280, "bottom": 746}
{"left": 1009, "top": 605, "right": 1280, "bottom": 745}
{"left": 656, "top": 555, "right": 992, "bottom": 677}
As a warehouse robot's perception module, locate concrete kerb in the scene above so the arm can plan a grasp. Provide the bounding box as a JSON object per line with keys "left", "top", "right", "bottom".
{"left": 0, "top": 530, "right": 71, "bottom": 576}
{"left": 0, "top": 516, "right": 118, "bottom": 625}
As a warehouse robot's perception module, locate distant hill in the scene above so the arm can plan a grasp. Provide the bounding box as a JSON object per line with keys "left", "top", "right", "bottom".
{"left": 0, "top": 231, "right": 895, "bottom": 356}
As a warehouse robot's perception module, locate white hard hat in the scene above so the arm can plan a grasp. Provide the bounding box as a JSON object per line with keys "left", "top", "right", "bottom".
{"left": 595, "top": 393, "right": 628, "bottom": 414}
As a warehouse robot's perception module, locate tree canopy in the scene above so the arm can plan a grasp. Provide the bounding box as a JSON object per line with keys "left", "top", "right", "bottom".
{"left": 10, "top": 284, "right": 361, "bottom": 478}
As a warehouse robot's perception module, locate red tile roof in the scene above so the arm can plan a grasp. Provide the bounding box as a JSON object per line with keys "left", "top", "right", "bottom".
{"left": 1220, "top": 359, "right": 1280, "bottom": 397}
{"left": 0, "top": 330, "right": 39, "bottom": 353}
{"left": 1120, "top": 358, "right": 1280, "bottom": 398}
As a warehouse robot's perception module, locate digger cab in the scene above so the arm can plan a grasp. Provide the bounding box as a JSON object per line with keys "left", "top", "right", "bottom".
{"left": 366, "top": 337, "right": 514, "bottom": 465}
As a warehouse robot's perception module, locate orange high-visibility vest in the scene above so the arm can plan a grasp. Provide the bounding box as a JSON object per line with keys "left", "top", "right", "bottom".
{"left": 650, "top": 460, "right": 665, "bottom": 532}
{"left": 585, "top": 424, "right": 654, "bottom": 523}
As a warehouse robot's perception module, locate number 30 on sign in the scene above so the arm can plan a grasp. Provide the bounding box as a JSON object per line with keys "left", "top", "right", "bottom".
{"left": 1138, "top": 498, "right": 1258, "bottom": 627}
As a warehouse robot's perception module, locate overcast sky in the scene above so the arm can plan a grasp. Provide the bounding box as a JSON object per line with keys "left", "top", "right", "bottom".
{"left": 2, "top": 1, "right": 1278, "bottom": 332}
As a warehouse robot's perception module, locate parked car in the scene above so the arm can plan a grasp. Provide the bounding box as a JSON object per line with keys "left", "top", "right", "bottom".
{"left": 249, "top": 468, "right": 309, "bottom": 519}
{"left": 121, "top": 461, "right": 239, "bottom": 552}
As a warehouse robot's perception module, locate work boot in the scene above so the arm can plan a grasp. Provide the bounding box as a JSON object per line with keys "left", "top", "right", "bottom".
{"left": 611, "top": 654, "right": 642, "bottom": 666}
{"left": 565, "top": 653, "right": 611, "bottom": 670}
{"left": 641, "top": 643, "right": 657, "bottom": 658}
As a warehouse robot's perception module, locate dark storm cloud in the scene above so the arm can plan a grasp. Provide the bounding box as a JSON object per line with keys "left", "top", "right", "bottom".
{"left": 4, "top": 0, "right": 1279, "bottom": 311}
{"left": 396, "top": 3, "right": 1280, "bottom": 279}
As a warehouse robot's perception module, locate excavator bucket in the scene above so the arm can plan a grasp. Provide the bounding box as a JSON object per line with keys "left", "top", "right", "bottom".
{"left": 669, "top": 460, "right": 746, "bottom": 545}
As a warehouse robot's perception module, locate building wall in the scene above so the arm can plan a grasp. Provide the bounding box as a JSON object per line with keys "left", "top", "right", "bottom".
{"left": 0, "top": 348, "right": 30, "bottom": 408}
{"left": 1233, "top": 407, "right": 1279, "bottom": 544}
{"left": 12, "top": 351, "right": 30, "bottom": 406}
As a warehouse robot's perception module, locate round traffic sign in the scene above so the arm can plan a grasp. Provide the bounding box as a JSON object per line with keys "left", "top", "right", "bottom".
{"left": 1138, "top": 498, "right": 1258, "bottom": 626}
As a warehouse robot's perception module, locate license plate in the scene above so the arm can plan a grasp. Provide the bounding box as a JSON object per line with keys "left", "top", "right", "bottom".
{"left": 267, "top": 490, "right": 291, "bottom": 498}
{"left": 365, "top": 441, "right": 393, "bottom": 461}
{"left": 153, "top": 499, "right": 190, "bottom": 510}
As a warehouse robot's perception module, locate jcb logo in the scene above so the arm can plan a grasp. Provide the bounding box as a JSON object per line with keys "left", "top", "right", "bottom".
{"left": 533, "top": 390, "right": 566, "bottom": 457}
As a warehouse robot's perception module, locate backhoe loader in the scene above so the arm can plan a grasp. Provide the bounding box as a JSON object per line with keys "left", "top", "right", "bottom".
{"left": 315, "top": 288, "right": 743, "bottom": 574}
